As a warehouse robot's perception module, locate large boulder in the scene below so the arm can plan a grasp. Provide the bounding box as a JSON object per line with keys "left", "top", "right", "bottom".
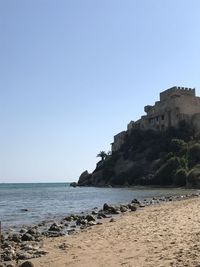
{"left": 21, "top": 233, "right": 34, "bottom": 241}
{"left": 69, "top": 182, "right": 77, "bottom": 187}
{"left": 18, "top": 261, "right": 34, "bottom": 267}
{"left": 91, "top": 170, "right": 103, "bottom": 185}
{"left": 103, "top": 203, "right": 119, "bottom": 214}
{"left": 78, "top": 170, "right": 92, "bottom": 186}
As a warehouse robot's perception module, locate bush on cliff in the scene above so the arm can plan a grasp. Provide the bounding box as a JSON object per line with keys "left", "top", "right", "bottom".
{"left": 188, "top": 143, "right": 200, "bottom": 168}
{"left": 153, "top": 157, "right": 182, "bottom": 185}
{"left": 78, "top": 121, "right": 197, "bottom": 187}
{"left": 187, "top": 165, "right": 200, "bottom": 187}
{"left": 126, "top": 162, "right": 148, "bottom": 185}
{"left": 173, "top": 168, "right": 187, "bottom": 186}
{"left": 170, "top": 139, "right": 187, "bottom": 156}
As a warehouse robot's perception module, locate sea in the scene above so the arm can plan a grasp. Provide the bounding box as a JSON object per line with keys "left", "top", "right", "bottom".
{"left": 0, "top": 183, "right": 198, "bottom": 230}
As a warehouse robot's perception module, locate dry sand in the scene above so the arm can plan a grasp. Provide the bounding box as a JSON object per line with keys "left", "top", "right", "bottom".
{"left": 29, "top": 198, "right": 200, "bottom": 267}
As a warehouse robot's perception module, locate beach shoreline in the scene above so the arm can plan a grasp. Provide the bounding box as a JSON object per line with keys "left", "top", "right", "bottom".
{"left": 1, "top": 192, "right": 200, "bottom": 266}
{"left": 29, "top": 196, "right": 200, "bottom": 267}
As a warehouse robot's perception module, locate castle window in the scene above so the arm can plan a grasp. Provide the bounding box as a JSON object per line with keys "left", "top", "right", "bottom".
{"left": 161, "top": 115, "right": 165, "bottom": 120}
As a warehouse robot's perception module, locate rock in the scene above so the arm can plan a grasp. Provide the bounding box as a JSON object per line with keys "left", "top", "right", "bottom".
{"left": 76, "top": 219, "right": 87, "bottom": 226}
{"left": 88, "top": 221, "right": 97, "bottom": 226}
{"left": 2, "top": 241, "right": 11, "bottom": 249}
{"left": 38, "top": 221, "right": 46, "bottom": 227}
{"left": 70, "top": 182, "right": 77, "bottom": 187}
{"left": 109, "top": 218, "right": 116, "bottom": 222}
{"left": 20, "top": 228, "right": 27, "bottom": 234}
{"left": 128, "top": 204, "right": 137, "bottom": 212}
{"left": 68, "top": 229, "right": 75, "bottom": 235}
{"left": 10, "top": 233, "right": 21, "bottom": 242}
{"left": 78, "top": 170, "right": 92, "bottom": 186}
{"left": 45, "top": 231, "right": 64, "bottom": 237}
{"left": 21, "top": 209, "right": 29, "bottom": 212}
{"left": 21, "top": 233, "right": 35, "bottom": 241}
{"left": 120, "top": 206, "right": 127, "bottom": 212}
{"left": 2, "top": 254, "right": 13, "bottom": 261}
{"left": 58, "top": 243, "right": 68, "bottom": 250}
{"left": 17, "top": 252, "right": 32, "bottom": 260}
{"left": 131, "top": 198, "right": 140, "bottom": 204}
{"left": 103, "top": 203, "right": 109, "bottom": 211}
{"left": 18, "top": 261, "right": 34, "bottom": 267}
{"left": 91, "top": 210, "right": 98, "bottom": 215}
{"left": 80, "top": 225, "right": 87, "bottom": 230}
{"left": 97, "top": 212, "right": 107, "bottom": 218}
{"left": 90, "top": 170, "right": 103, "bottom": 186}
{"left": 6, "top": 265, "right": 15, "bottom": 267}
{"left": 22, "top": 244, "right": 34, "bottom": 251}
{"left": 48, "top": 223, "right": 62, "bottom": 232}
{"left": 2, "top": 248, "right": 16, "bottom": 261}
{"left": 26, "top": 228, "right": 38, "bottom": 236}
{"left": 63, "top": 216, "right": 73, "bottom": 221}
{"left": 86, "top": 214, "right": 96, "bottom": 222}
{"left": 33, "top": 250, "right": 48, "bottom": 257}
{"left": 103, "top": 203, "right": 119, "bottom": 214}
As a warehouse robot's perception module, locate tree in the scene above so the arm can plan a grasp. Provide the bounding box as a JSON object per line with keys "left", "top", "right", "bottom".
{"left": 97, "top": 151, "right": 107, "bottom": 161}
{"left": 188, "top": 143, "right": 200, "bottom": 167}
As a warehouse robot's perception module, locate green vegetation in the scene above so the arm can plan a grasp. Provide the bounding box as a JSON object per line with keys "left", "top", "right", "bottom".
{"left": 96, "top": 151, "right": 107, "bottom": 161}
{"left": 78, "top": 121, "right": 200, "bottom": 188}
{"left": 187, "top": 165, "right": 200, "bottom": 187}
{"left": 188, "top": 144, "right": 200, "bottom": 167}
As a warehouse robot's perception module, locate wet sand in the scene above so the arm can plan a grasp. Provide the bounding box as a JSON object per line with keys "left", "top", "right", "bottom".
{"left": 27, "top": 197, "right": 200, "bottom": 267}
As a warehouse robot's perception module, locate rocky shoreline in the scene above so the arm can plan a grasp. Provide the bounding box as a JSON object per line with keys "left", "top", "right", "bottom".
{"left": 1, "top": 192, "right": 200, "bottom": 267}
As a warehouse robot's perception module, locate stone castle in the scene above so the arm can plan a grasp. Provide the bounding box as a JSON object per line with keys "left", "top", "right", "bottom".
{"left": 112, "top": 86, "right": 200, "bottom": 152}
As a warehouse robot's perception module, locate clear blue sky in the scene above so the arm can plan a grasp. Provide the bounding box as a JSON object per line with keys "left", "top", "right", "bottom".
{"left": 1, "top": 0, "right": 200, "bottom": 183}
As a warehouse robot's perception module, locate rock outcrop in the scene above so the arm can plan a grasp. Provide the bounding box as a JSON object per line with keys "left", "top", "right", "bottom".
{"left": 77, "top": 122, "right": 200, "bottom": 188}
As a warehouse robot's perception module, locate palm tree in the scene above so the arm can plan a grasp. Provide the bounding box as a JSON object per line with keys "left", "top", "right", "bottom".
{"left": 97, "top": 151, "right": 107, "bottom": 161}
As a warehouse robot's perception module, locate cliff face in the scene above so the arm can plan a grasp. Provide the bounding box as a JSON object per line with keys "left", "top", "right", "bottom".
{"left": 78, "top": 121, "right": 200, "bottom": 188}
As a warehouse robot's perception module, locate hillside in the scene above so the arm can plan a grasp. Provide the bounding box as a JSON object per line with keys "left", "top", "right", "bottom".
{"left": 78, "top": 121, "right": 200, "bottom": 188}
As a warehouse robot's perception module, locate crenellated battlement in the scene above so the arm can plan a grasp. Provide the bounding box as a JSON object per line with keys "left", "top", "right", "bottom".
{"left": 112, "top": 85, "right": 199, "bottom": 152}
{"left": 160, "top": 86, "right": 195, "bottom": 101}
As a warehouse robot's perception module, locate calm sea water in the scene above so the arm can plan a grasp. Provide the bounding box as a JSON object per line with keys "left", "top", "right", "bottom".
{"left": 0, "top": 183, "right": 198, "bottom": 229}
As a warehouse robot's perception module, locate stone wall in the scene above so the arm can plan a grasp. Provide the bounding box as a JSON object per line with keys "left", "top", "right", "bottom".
{"left": 160, "top": 86, "right": 195, "bottom": 102}
{"left": 111, "top": 86, "right": 199, "bottom": 152}
{"left": 111, "top": 131, "right": 127, "bottom": 152}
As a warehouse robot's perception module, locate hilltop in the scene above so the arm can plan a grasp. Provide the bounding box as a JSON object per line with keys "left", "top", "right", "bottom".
{"left": 78, "top": 122, "right": 200, "bottom": 187}
{"left": 78, "top": 87, "right": 200, "bottom": 188}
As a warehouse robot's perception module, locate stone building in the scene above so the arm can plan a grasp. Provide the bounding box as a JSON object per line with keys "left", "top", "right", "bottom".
{"left": 111, "top": 131, "right": 127, "bottom": 152}
{"left": 112, "top": 86, "right": 200, "bottom": 152}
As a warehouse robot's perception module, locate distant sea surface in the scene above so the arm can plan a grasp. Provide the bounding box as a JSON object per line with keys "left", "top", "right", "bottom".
{"left": 0, "top": 183, "right": 198, "bottom": 230}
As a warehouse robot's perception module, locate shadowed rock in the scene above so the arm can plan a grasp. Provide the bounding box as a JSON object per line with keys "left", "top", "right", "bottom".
{"left": 18, "top": 261, "right": 34, "bottom": 267}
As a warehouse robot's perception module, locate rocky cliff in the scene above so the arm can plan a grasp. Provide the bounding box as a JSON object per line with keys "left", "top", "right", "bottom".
{"left": 78, "top": 121, "right": 200, "bottom": 188}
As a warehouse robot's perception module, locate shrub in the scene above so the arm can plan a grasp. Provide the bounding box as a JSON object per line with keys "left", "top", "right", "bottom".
{"left": 173, "top": 169, "right": 187, "bottom": 186}
{"left": 187, "top": 165, "right": 200, "bottom": 187}
{"left": 153, "top": 157, "right": 181, "bottom": 185}
{"left": 170, "top": 139, "right": 187, "bottom": 156}
{"left": 127, "top": 162, "right": 147, "bottom": 185}
{"left": 188, "top": 143, "right": 200, "bottom": 167}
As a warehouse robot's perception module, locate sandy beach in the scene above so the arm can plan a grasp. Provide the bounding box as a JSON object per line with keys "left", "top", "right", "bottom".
{"left": 24, "top": 197, "right": 200, "bottom": 267}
